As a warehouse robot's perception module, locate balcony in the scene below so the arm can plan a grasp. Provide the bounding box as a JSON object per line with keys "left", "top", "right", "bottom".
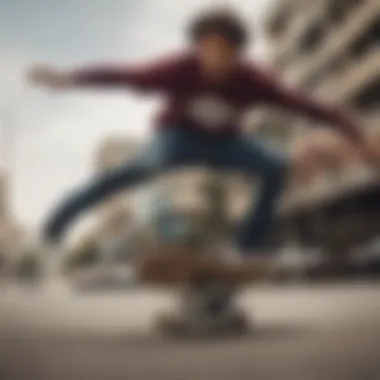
{"left": 291, "top": 0, "right": 380, "bottom": 87}
{"left": 316, "top": 48, "right": 380, "bottom": 103}
{"left": 272, "top": 2, "right": 328, "bottom": 66}
{"left": 280, "top": 161, "right": 380, "bottom": 216}
{"left": 334, "top": 49, "right": 380, "bottom": 102}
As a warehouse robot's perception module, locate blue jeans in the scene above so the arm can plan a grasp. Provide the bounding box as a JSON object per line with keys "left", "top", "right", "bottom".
{"left": 45, "top": 130, "right": 289, "bottom": 253}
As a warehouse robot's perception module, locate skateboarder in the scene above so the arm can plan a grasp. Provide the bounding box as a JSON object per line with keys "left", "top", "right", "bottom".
{"left": 29, "top": 7, "right": 375, "bottom": 258}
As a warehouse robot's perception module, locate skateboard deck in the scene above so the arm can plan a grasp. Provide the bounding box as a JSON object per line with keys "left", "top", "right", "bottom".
{"left": 136, "top": 249, "right": 275, "bottom": 337}
{"left": 155, "top": 307, "right": 250, "bottom": 337}
{"left": 137, "top": 251, "right": 276, "bottom": 288}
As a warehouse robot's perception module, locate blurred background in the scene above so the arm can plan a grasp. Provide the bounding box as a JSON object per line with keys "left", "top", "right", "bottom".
{"left": 1, "top": 0, "right": 380, "bottom": 285}
{"left": 1, "top": 1, "right": 380, "bottom": 379}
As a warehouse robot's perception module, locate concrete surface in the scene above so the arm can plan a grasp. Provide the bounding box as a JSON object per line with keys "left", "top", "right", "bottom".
{"left": 0, "top": 281, "right": 380, "bottom": 380}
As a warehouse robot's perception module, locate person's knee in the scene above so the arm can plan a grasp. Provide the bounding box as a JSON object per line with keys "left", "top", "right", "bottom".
{"left": 84, "top": 160, "right": 154, "bottom": 203}
{"left": 144, "top": 144, "right": 182, "bottom": 172}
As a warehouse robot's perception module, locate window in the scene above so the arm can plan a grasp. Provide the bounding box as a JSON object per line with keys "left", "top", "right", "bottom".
{"left": 348, "top": 17, "right": 380, "bottom": 60}
{"left": 351, "top": 78, "right": 380, "bottom": 111}
{"left": 268, "top": 5, "right": 292, "bottom": 37}
{"left": 328, "top": 0, "right": 364, "bottom": 24}
{"left": 300, "top": 22, "right": 324, "bottom": 53}
{"left": 329, "top": 0, "right": 345, "bottom": 23}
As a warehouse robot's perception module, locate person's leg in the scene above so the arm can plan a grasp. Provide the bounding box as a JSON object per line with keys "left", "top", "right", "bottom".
{"left": 210, "top": 135, "right": 289, "bottom": 254}
{"left": 44, "top": 130, "right": 205, "bottom": 243}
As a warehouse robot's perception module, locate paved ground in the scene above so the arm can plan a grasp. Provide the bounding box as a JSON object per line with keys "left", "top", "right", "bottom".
{"left": 1, "top": 281, "right": 380, "bottom": 380}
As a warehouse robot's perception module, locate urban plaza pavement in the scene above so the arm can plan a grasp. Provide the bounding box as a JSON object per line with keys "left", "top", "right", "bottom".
{"left": 0, "top": 280, "right": 380, "bottom": 380}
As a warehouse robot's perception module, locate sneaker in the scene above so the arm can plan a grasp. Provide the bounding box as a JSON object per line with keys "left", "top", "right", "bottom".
{"left": 43, "top": 217, "right": 66, "bottom": 245}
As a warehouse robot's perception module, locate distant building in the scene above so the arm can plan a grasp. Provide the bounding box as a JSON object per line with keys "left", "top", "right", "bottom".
{"left": 0, "top": 172, "right": 9, "bottom": 221}
{"left": 93, "top": 135, "right": 143, "bottom": 241}
{"left": 262, "top": 0, "right": 380, "bottom": 213}
{"left": 260, "top": 0, "right": 380, "bottom": 268}
{"left": 0, "top": 171, "right": 26, "bottom": 259}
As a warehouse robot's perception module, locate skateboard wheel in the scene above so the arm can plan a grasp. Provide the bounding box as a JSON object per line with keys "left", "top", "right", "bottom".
{"left": 229, "top": 310, "right": 251, "bottom": 333}
{"left": 155, "top": 312, "right": 187, "bottom": 336}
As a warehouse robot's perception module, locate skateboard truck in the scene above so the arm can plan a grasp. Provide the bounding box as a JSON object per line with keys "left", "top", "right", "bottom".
{"left": 155, "top": 280, "right": 249, "bottom": 337}
{"left": 137, "top": 249, "right": 274, "bottom": 337}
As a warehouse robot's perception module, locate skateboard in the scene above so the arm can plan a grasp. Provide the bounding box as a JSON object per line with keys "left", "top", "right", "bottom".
{"left": 136, "top": 248, "right": 276, "bottom": 337}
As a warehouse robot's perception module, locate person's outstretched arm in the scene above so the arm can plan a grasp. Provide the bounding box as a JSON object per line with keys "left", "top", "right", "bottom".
{"left": 254, "top": 67, "right": 365, "bottom": 143}
{"left": 28, "top": 54, "right": 184, "bottom": 93}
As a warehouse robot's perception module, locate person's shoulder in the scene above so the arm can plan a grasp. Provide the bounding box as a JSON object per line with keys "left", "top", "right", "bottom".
{"left": 237, "top": 59, "right": 278, "bottom": 83}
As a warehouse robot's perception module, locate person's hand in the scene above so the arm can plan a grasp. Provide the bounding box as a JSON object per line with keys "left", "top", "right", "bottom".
{"left": 291, "top": 141, "right": 320, "bottom": 184}
{"left": 355, "top": 135, "right": 380, "bottom": 169}
{"left": 27, "top": 65, "right": 75, "bottom": 90}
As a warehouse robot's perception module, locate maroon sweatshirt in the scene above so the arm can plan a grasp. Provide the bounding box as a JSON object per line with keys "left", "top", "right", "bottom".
{"left": 74, "top": 52, "right": 362, "bottom": 141}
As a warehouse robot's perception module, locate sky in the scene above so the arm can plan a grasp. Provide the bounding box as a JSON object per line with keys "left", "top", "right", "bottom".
{"left": 0, "top": 0, "right": 277, "bottom": 230}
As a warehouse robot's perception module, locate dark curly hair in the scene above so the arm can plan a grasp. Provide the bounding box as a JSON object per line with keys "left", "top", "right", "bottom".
{"left": 188, "top": 8, "right": 250, "bottom": 50}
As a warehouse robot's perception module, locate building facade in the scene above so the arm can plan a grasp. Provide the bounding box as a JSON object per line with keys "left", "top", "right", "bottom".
{"left": 262, "top": 0, "right": 380, "bottom": 204}
{"left": 92, "top": 136, "right": 143, "bottom": 240}
{"left": 0, "top": 172, "right": 26, "bottom": 261}
{"left": 262, "top": 0, "right": 380, "bottom": 269}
